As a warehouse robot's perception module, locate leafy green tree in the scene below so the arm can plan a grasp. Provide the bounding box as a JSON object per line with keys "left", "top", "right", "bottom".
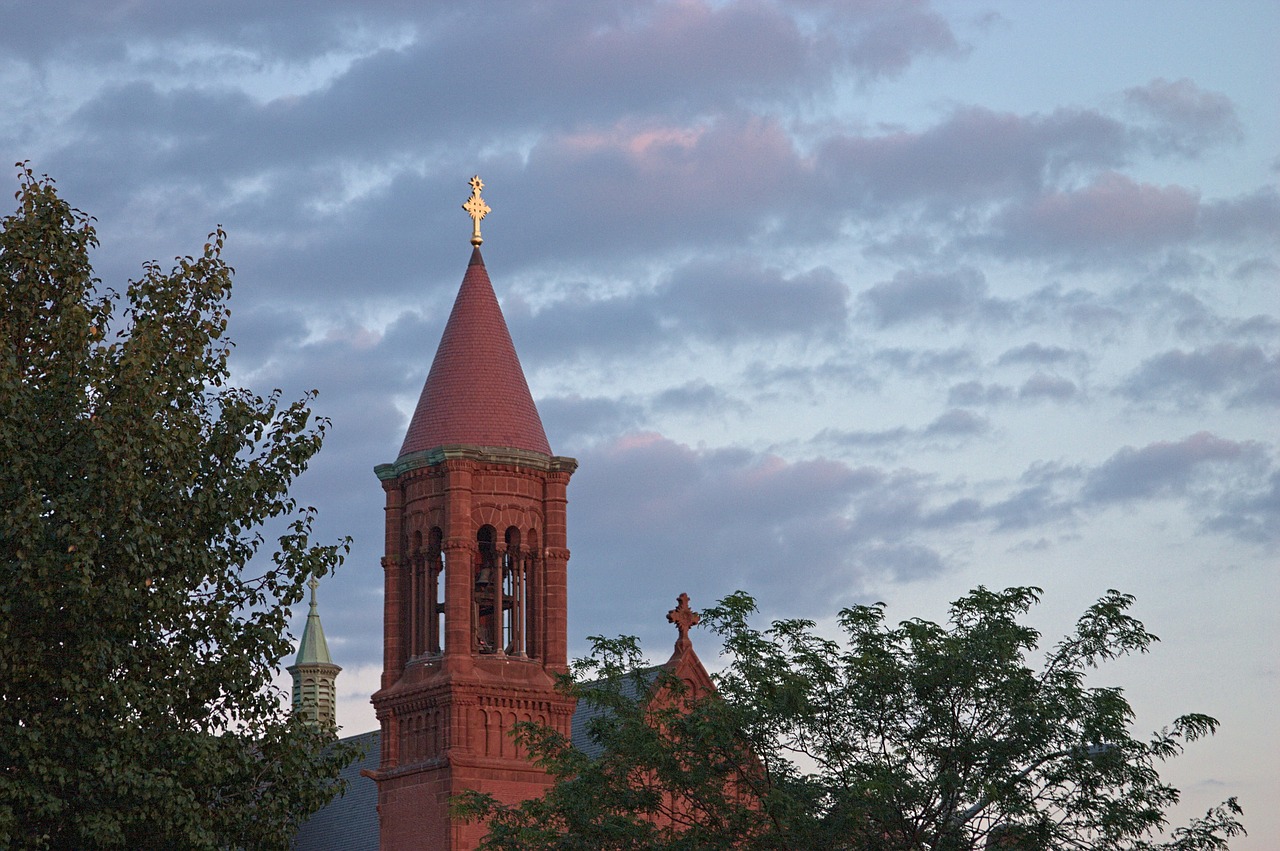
{"left": 459, "top": 587, "right": 1244, "bottom": 850}
{"left": 460, "top": 636, "right": 780, "bottom": 850}
{"left": 0, "top": 166, "right": 355, "bottom": 849}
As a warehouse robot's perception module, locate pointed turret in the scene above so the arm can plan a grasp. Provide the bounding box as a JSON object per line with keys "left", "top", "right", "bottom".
{"left": 371, "top": 177, "right": 577, "bottom": 850}
{"left": 288, "top": 576, "right": 341, "bottom": 729}
{"left": 398, "top": 247, "right": 551, "bottom": 459}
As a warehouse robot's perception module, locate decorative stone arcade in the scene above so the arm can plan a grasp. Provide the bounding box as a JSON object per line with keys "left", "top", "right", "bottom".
{"left": 367, "top": 178, "right": 577, "bottom": 850}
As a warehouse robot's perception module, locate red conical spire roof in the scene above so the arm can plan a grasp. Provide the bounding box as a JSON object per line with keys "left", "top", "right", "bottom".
{"left": 399, "top": 247, "right": 552, "bottom": 459}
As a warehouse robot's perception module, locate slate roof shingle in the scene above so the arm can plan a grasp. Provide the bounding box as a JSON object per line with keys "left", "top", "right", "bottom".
{"left": 398, "top": 248, "right": 551, "bottom": 459}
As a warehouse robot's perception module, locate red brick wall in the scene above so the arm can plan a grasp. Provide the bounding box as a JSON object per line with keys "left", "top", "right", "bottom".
{"left": 371, "top": 449, "right": 576, "bottom": 850}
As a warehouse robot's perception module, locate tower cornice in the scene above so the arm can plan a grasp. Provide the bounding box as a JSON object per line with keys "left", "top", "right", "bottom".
{"left": 376, "top": 445, "right": 578, "bottom": 481}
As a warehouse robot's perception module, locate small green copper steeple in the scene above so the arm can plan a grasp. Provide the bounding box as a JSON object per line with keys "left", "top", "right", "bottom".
{"left": 296, "top": 575, "right": 334, "bottom": 665}
{"left": 288, "top": 575, "right": 341, "bottom": 728}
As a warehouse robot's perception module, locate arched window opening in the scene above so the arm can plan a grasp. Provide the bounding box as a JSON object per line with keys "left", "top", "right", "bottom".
{"left": 428, "top": 527, "right": 444, "bottom": 655}
{"left": 475, "top": 525, "right": 499, "bottom": 653}
{"left": 406, "top": 531, "right": 424, "bottom": 658}
{"left": 525, "top": 529, "right": 540, "bottom": 660}
{"left": 503, "top": 527, "right": 525, "bottom": 656}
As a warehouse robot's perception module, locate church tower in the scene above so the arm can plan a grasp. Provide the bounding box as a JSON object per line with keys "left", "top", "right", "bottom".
{"left": 368, "top": 178, "right": 577, "bottom": 850}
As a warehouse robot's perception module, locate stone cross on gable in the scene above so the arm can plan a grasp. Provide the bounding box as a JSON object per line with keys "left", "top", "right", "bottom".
{"left": 667, "top": 592, "right": 700, "bottom": 653}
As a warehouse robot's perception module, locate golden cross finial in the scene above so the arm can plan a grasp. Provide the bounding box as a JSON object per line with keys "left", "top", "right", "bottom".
{"left": 462, "top": 175, "right": 491, "bottom": 246}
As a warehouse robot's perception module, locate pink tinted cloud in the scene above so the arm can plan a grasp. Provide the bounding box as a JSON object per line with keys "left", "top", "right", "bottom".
{"left": 1082, "top": 431, "right": 1261, "bottom": 502}
{"left": 570, "top": 0, "right": 816, "bottom": 100}
{"left": 527, "top": 114, "right": 805, "bottom": 241}
{"left": 825, "top": 0, "right": 961, "bottom": 77}
{"left": 553, "top": 114, "right": 800, "bottom": 192}
{"left": 998, "top": 172, "right": 1199, "bottom": 255}
{"left": 581, "top": 0, "right": 960, "bottom": 86}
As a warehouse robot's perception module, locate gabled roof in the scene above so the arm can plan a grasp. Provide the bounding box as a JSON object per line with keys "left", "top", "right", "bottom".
{"left": 569, "top": 667, "right": 662, "bottom": 761}
{"left": 292, "top": 731, "right": 379, "bottom": 851}
{"left": 398, "top": 248, "right": 551, "bottom": 459}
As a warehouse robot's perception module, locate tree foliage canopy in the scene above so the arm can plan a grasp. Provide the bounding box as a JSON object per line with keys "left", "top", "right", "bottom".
{"left": 459, "top": 587, "right": 1244, "bottom": 850}
{"left": 0, "top": 166, "right": 354, "bottom": 849}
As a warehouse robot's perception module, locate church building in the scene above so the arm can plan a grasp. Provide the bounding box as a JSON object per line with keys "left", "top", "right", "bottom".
{"left": 292, "top": 178, "right": 713, "bottom": 850}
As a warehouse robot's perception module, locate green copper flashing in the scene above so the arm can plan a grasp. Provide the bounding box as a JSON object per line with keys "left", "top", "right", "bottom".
{"left": 375, "top": 443, "right": 578, "bottom": 481}
{"left": 294, "top": 575, "right": 335, "bottom": 666}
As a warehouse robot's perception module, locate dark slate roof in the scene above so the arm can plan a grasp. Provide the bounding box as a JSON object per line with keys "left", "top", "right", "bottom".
{"left": 292, "top": 730, "right": 380, "bottom": 851}
{"left": 398, "top": 248, "right": 552, "bottom": 459}
{"left": 568, "top": 668, "right": 660, "bottom": 760}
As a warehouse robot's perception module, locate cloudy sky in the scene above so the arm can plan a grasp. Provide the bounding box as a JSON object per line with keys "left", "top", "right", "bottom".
{"left": 4, "top": 0, "right": 1276, "bottom": 843}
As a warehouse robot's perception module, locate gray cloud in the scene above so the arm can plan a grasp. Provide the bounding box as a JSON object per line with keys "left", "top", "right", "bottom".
{"left": 946, "top": 374, "right": 1077, "bottom": 407}
{"left": 1081, "top": 432, "right": 1263, "bottom": 503}
{"left": 1125, "top": 77, "right": 1243, "bottom": 157}
{"left": 1018, "top": 372, "right": 1078, "bottom": 402}
{"left": 996, "top": 342, "right": 1079, "bottom": 367}
{"left": 817, "top": 106, "right": 1128, "bottom": 208}
{"left": 510, "top": 256, "right": 850, "bottom": 364}
{"left": 1231, "top": 257, "right": 1280, "bottom": 282}
{"left": 813, "top": 0, "right": 962, "bottom": 78}
{"left": 986, "top": 486, "right": 1074, "bottom": 532}
{"left": 923, "top": 408, "right": 990, "bottom": 437}
{"left": 649, "top": 381, "right": 747, "bottom": 419}
{"left": 17, "top": 0, "right": 1267, "bottom": 306}
{"left": 1121, "top": 343, "right": 1280, "bottom": 408}
{"left": 993, "top": 172, "right": 1199, "bottom": 257}
{"left": 568, "top": 434, "right": 898, "bottom": 636}
{"left": 819, "top": 407, "right": 990, "bottom": 448}
{"left": 540, "top": 395, "right": 647, "bottom": 449}
{"left": 0, "top": 0, "right": 406, "bottom": 60}
{"left": 818, "top": 425, "right": 913, "bottom": 448}
{"left": 1016, "top": 278, "right": 1274, "bottom": 343}
{"left": 854, "top": 543, "right": 946, "bottom": 582}
{"left": 1199, "top": 187, "right": 1280, "bottom": 243}
{"left": 875, "top": 346, "right": 979, "bottom": 377}
{"left": 509, "top": 114, "right": 809, "bottom": 261}
{"left": 948, "top": 381, "right": 1014, "bottom": 406}
{"left": 1204, "top": 471, "right": 1280, "bottom": 544}
{"left": 746, "top": 358, "right": 880, "bottom": 407}
{"left": 660, "top": 260, "right": 849, "bottom": 340}
{"left": 567, "top": 426, "right": 1110, "bottom": 645}
{"left": 22, "top": 6, "right": 1258, "bottom": 291}
{"left": 3, "top": 1, "right": 960, "bottom": 89}
{"left": 1021, "top": 285, "right": 1129, "bottom": 336}
{"left": 858, "top": 267, "right": 1006, "bottom": 327}
{"left": 508, "top": 291, "right": 663, "bottom": 362}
